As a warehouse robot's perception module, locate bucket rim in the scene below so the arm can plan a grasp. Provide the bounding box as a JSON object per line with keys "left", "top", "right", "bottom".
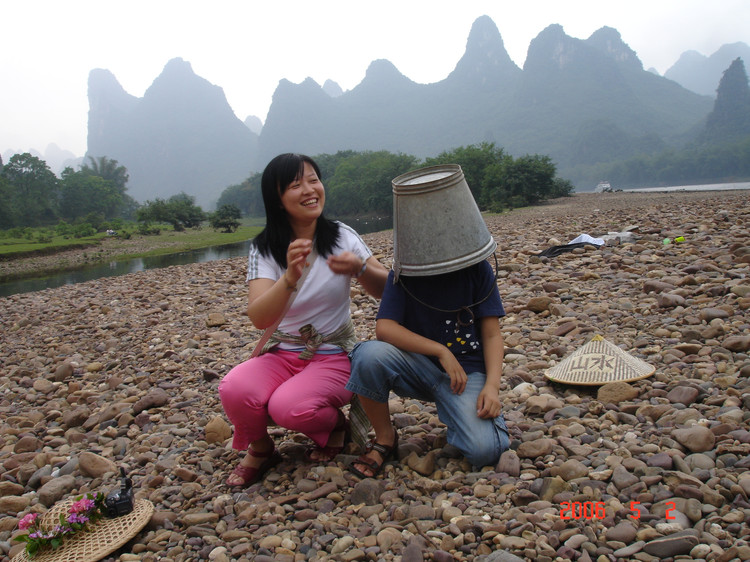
{"left": 394, "top": 238, "right": 498, "bottom": 279}
{"left": 392, "top": 164, "right": 463, "bottom": 193}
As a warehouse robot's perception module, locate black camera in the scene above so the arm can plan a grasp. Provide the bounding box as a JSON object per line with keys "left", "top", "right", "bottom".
{"left": 105, "top": 467, "right": 134, "bottom": 518}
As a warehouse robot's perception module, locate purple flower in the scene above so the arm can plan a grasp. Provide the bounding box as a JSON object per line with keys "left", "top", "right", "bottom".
{"left": 66, "top": 513, "right": 90, "bottom": 525}
{"left": 28, "top": 531, "right": 44, "bottom": 539}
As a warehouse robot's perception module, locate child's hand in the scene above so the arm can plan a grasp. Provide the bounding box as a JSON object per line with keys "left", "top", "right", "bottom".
{"left": 476, "top": 386, "right": 501, "bottom": 419}
{"left": 437, "top": 349, "right": 467, "bottom": 394}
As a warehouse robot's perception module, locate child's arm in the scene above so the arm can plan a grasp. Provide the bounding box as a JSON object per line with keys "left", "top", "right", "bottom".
{"left": 477, "top": 316, "right": 504, "bottom": 419}
{"left": 376, "top": 318, "right": 467, "bottom": 395}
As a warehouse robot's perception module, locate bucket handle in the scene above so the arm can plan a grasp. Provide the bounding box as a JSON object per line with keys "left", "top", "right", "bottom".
{"left": 397, "top": 254, "right": 500, "bottom": 320}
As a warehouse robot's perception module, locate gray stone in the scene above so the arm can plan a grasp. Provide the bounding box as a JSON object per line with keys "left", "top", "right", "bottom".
{"left": 351, "top": 479, "right": 385, "bottom": 506}
{"left": 672, "top": 426, "right": 715, "bottom": 453}
{"left": 643, "top": 531, "right": 699, "bottom": 558}
{"left": 666, "top": 385, "right": 699, "bottom": 406}
{"left": 606, "top": 521, "right": 638, "bottom": 543}
{"left": 496, "top": 449, "right": 521, "bottom": 477}
{"left": 37, "top": 475, "right": 77, "bottom": 507}
{"left": 483, "top": 551, "right": 527, "bottom": 562}
{"left": 597, "top": 382, "right": 639, "bottom": 404}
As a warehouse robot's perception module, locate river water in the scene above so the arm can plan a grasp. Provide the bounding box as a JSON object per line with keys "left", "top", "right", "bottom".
{"left": 0, "top": 216, "right": 392, "bottom": 298}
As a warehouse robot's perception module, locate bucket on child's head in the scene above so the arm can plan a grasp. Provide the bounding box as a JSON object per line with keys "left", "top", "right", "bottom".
{"left": 392, "top": 164, "right": 497, "bottom": 281}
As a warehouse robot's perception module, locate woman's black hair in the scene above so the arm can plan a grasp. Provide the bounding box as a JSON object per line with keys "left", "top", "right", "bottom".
{"left": 253, "top": 153, "right": 340, "bottom": 267}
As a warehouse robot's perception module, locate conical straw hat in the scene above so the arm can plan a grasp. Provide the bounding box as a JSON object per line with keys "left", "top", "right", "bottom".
{"left": 544, "top": 335, "right": 655, "bottom": 385}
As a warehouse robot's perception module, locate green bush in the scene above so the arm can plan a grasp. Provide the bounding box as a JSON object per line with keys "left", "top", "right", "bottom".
{"left": 72, "top": 223, "right": 96, "bottom": 238}
{"left": 137, "top": 222, "right": 161, "bottom": 236}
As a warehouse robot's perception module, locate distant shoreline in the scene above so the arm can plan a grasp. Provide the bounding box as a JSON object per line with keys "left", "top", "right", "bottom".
{"left": 2, "top": 189, "right": 749, "bottom": 296}
{"left": 579, "top": 181, "right": 750, "bottom": 193}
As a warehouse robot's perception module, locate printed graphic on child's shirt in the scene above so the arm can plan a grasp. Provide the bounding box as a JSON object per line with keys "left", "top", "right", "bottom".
{"left": 443, "top": 308, "right": 479, "bottom": 354}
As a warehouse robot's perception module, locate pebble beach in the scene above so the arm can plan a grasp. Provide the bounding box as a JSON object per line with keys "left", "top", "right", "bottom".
{"left": 1, "top": 190, "right": 749, "bottom": 562}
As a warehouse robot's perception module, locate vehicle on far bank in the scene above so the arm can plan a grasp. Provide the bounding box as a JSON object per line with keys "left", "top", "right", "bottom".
{"left": 595, "top": 180, "right": 613, "bottom": 193}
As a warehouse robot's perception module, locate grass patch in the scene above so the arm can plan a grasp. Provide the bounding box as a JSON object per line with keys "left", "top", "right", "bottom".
{"left": 115, "top": 225, "right": 262, "bottom": 260}
{"left": 0, "top": 235, "right": 104, "bottom": 259}
{"left": 0, "top": 220, "right": 264, "bottom": 262}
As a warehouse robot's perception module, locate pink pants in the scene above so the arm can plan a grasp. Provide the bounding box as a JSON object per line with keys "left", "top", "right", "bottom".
{"left": 218, "top": 349, "right": 353, "bottom": 450}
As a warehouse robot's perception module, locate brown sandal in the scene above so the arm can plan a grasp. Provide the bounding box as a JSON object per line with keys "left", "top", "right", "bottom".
{"left": 227, "top": 445, "right": 282, "bottom": 487}
{"left": 348, "top": 430, "right": 399, "bottom": 479}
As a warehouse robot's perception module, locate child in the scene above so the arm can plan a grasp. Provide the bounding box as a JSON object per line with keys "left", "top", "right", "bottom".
{"left": 346, "top": 166, "right": 510, "bottom": 478}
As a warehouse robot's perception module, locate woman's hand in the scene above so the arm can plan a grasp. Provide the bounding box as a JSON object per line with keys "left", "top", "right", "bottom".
{"left": 286, "top": 238, "right": 313, "bottom": 285}
{"left": 326, "top": 251, "right": 362, "bottom": 276}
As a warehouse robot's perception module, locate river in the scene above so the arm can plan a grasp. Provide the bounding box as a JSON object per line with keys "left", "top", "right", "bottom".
{"left": 0, "top": 216, "right": 392, "bottom": 298}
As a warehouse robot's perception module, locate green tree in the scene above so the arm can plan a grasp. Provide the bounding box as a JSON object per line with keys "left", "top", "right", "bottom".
{"left": 551, "top": 177, "right": 576, "bottom": 198}
{"left": 505, "top": 154, "right": 557, "bottom": 206}
{"left": 313, "top": 150, "right": 358, "bottom": 181}
{"left": 209, "top": 204, "right": 242, "bottom": 233}
{"left": 483, "top": 154, "right": 559, "bottom": 211}
{"left": 326, "top": 151, "right": 419, "bottom": 217}
{"left": 59, "top": 168, "right": 123, "bottom": 220}
{"left": 2, "top": 153, "right": 60, "bottom": 226}
{"left": 0, "top": 173, "right": 16, "bottom": 229}
{"left": 423, "top": 142, "right": 504, "bottom": 206}
{"left": 81, "top": 156, "right": 130, "bottom": 194}
{"left": 216, "top": 173, "right": 263, "bottom": 217}
{"left": 79, "top": 155, "right": 137, "bottom": 218}
{"left": 137, "top": 192, "right": 206, "bottom": 231}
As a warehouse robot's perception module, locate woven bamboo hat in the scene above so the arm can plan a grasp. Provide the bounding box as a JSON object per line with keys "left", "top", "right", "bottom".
{"left": 12, "top": 498, "right": 154, "bottom": 562}
{"left": 544, "top": 335, "right": 655, "bottom": 385}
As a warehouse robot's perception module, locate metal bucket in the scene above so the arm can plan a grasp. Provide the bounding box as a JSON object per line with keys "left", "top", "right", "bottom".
{"left": 392, "top": 164, "right": 497, "bottom": 280}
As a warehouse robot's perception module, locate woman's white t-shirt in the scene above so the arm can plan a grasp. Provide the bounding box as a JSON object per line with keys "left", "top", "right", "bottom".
{"left": 246, "top": 222, "right": 372, "bottom": 340}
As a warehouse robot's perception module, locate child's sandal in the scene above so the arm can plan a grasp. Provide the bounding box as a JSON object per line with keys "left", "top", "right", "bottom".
{"left": 348, "top": 431, "right": 399, "bottom": 479}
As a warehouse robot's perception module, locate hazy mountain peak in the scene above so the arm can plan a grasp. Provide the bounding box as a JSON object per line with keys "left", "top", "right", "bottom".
{"left": 586, "top": 26, "right": 642, "bottom": 69}
{"left": 665, "top": 41, "right": 750, "bottom": 96}
{"left": 300, "top": 76, "right": 322, "bottom": 88}
{"left": 270, "top": 77, "right": 331, "bottom": 107}
{"left": 88, "top": 68, "right": 137, "bottom": 105}
{"left": 675, "top": 50, "right": 707, "bottom": 64}
{"left": 449, "top": 15, "right": 519, "bottom": 83}
{"left": 144, "top": 57, "right": 217, "bottom": 101}
{"left": 244, "top": 115, "right": 263, "bottom": 135}
{"left": 323, "top": 79, "right": 343, "bottom": 98}
{"left": 524, "top": 24, "right": 581, "bottom": 72}
{"left": 363, "top": 59, "right": 410, "bottom": 83}
{"left": 162, "top": 57, "right": 194, "bottom": 75}
{"left": 87, "top": 58, "right": 257, "bottom": 208}
{"left": 87, "top": 69, "right": 138, "bottom": 152}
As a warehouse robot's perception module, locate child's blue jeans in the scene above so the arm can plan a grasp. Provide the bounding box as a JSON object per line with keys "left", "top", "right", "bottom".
{"left": 347, "top": 340, "right": 510, "bottom": 468}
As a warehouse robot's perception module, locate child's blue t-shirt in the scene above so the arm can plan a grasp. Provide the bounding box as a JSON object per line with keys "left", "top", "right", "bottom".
{"left": 376, "top": 260, "right": 505, "bottom": 373}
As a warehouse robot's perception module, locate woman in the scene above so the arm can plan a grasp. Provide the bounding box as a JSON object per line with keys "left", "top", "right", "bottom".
{"left": 219, "top": 153, "right": 388, "bottom": 487}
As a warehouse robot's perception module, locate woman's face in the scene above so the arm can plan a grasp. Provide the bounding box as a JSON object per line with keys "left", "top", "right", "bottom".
{"left": 280, "top": 161, "right": 325, "bottom": 225}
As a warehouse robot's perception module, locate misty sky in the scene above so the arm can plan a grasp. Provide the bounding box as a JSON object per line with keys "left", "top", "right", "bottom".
{"left": 2, "top": 0, "right": 749, "bottom": 159}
